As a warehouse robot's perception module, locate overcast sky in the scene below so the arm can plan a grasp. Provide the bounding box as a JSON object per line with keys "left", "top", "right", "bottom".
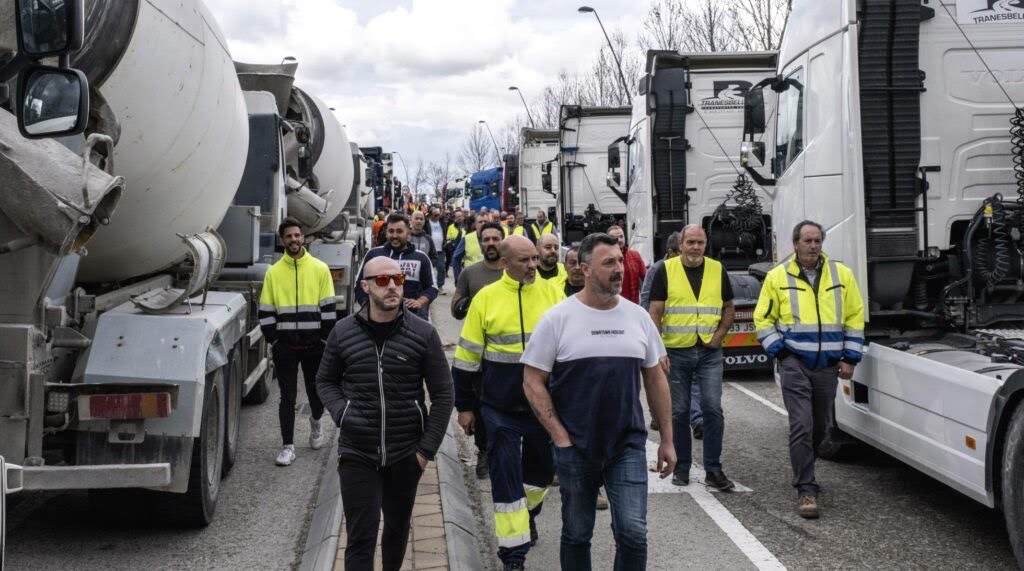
{"left": 204, "top": 0, "right": 648, "bottom": 176}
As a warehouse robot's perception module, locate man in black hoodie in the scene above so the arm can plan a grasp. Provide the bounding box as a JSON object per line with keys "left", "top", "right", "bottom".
{"left": 317, "top": 256, "right": 454, "bottom": 571}
{"left": 355, "top": 212, "right": 438, "bottom": 320}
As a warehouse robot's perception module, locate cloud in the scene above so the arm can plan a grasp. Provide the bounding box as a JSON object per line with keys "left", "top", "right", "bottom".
{"left": 203, "top": 0, "right": 647, "bottom": 172}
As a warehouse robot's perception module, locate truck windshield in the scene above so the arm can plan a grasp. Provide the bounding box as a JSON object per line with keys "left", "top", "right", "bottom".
{"left": 775, "top": 67, "right": 805, "bottom": 175}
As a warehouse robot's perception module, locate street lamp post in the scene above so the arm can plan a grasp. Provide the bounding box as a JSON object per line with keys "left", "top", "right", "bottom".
{"left": 477, "top": 120, "right": 502, "bottom": 164}
{"left": 393, "top": 150, "right": 411, "bottom": 202}
{"left": 577, "top": 6, "right": 630, "bottom": 103}
{"left": 508, "top": 86, "right": 536, "bottom": 128}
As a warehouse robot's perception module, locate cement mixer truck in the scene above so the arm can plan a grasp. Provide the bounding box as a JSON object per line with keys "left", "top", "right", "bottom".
{"left": 0, "top": 0, "right": 363, "bottom": 541}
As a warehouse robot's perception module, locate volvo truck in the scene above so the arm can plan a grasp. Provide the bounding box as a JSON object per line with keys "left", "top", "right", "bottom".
{"left": 740, "top": 0, "right": 1024, "bottom": 562}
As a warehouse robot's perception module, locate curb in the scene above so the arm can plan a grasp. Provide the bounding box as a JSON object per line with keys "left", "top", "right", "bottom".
{"left": 437, "top": 416, "right": 484, "bottom": 571}
{"left": 298, "top": 443, "right": 342, "bottom": 571}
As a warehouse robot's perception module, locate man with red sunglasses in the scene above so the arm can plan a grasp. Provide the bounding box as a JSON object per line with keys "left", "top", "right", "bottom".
{"left": 355, "top": 212, "right": 438, "bottom": 320}
{"left": 318, "top": 256, "right": 453, "bottom": 570}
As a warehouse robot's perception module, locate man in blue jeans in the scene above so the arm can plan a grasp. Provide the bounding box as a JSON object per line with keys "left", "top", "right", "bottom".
{"left": 523, "top": 232, "right": 676, "bottom": 570}
{"left": 647, "top": 224, "right": 736, "bottom": 490}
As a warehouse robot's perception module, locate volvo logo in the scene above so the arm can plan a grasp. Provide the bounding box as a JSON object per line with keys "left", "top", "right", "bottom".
{"left": 725, "top": 354, "right": 769, "bottom": 366}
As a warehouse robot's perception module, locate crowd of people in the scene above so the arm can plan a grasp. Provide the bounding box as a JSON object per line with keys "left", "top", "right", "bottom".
{"left": 259, "top": 205, "right": 866, "bottom": 570}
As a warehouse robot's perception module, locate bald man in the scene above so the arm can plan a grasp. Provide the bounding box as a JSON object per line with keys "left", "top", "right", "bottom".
{"left": 647, "top": 224, "right": 735, "bottom": 491}
{"left": 317, "top": 256, "right": 453, "bottom": 570}
{"left": 453, "top": 235, "right": 565, "bottom": 567}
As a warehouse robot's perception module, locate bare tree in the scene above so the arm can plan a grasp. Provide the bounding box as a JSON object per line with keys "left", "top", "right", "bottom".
{"left": 498, "top": 115, "right": 528, "bottom": 158}
{"left": 411, "top": 157, "right": 429, "bottom": 199}
{"left": 639, "top": 0, "right": 688, "bottom": 52}
{"left": 457, "top": 124, "right": 495, "bottom": 175}
{"left": 427, "top": 159, "right": 450, "bottom": 197}
{"left": 729, "top": 0, "right": 789, "bottom": 51}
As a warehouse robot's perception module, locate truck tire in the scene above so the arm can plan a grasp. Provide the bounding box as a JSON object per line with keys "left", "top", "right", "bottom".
{"left": 222, "top": 347, "right": 243, "bottom": 475}
{"left": 1001, "top": 403, "right": 1024, "bottom": 564}
{"left": 151, "top": 368, "right": 225, "bottom": 527}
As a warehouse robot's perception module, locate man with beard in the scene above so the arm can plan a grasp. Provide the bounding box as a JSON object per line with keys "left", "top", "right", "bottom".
{"left": 648, "top": 224, "right": 735, "bottom": 491}
{"left": 317, "top": 256, "right": 453, "bottom": 570}
{"left": 453, "top": 235, "right": 565, "bottom": 570}
{"left": 355, "top": 213, "right": 437, "bottom": 320}
{"left": 522, "top": 232, "right": 675, "bottom": 570}
{"left": 563, "top": 246, "right": 584, "bottom": 296}
{"left": 536, "top": 234, "right": 568, "bottom": 291}
{"left": 607, "top": 225, "right": 647, "bottom": 305}
{"left": 451, "top": 221, "right": 506, "bottom": 478}
{"left": 259, "top": 218, "right": 336, "bottom": 466}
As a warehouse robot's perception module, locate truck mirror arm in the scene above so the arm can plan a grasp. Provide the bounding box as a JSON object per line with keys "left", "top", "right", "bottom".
{"left": 743, "top": 165, "right": 776, "bottom": 189}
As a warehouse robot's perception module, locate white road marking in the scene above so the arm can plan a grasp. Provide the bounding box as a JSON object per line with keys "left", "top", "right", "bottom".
{"left": 645, "top": 442, "right": 786, "bottom": 571}
{"left": 728, "top": 382, "right": 788, "bottom": 417}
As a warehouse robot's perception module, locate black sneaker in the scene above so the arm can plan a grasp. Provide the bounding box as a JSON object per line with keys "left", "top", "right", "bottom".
{"left": 504, "top": 562, "right": 525, "bottom": 570}
{"left": 691, "top": 423, "right": 704, "bottom": 440}
{"left": 671, "top": 473, "right": 689, "bottom": 486}
{"left": 704, "top": 470, "right": 735, "bottom": 492}
{"left": 529, "top": 516, "right": 538, "bottom": 546}
{"left": 476, "top": 451, "right": 489, "bottom": 479}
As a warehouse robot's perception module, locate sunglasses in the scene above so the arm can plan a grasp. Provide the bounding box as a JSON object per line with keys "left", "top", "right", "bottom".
{"left": 365, "top": 273, "right": 406, "bottom": 287}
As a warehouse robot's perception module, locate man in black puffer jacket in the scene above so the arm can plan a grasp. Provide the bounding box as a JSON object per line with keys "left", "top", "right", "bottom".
{"left": 317, "top": 256, "right": 453, "bottom": 571}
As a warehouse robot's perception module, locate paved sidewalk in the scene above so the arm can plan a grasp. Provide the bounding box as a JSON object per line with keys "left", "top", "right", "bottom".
{"left": 333, "top": 463, "right": 450, "bottom": 570}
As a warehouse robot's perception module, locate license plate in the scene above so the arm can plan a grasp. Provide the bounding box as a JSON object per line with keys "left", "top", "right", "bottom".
{"left": 729, "top": 322, "right": 756, "bottom": 334}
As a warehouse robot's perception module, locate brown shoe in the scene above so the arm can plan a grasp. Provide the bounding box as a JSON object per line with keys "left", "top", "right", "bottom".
{"left": 596, "top": 489, "right": 609, "bottom": 510}
{"left": 798, "top": 495, "right": 819, "bottom": 519}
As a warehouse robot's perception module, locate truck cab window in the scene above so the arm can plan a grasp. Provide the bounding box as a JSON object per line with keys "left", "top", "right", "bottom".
{"left": 627, "top": 133, "right": 643, "bottom": 191}
{"left": 775, "top": 67, "right": 805, "bottom": 175}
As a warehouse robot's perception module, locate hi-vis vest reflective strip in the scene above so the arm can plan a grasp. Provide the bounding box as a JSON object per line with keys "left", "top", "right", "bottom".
{"left": 464, "top": 232, "right": 482, "bottom": 266}
{"left": 662, "top": 256, "right": 724, "bottom": 348}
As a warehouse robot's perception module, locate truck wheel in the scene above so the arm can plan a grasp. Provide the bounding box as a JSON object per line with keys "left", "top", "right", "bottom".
{"left": 1001, "top": 403, "right": 1024, "bottom": 564}
{"left": 222, "top": 347, "right": 243, "bottom": 476}
{"left": 152, "top": 368, "right": 225, "bottom": 527}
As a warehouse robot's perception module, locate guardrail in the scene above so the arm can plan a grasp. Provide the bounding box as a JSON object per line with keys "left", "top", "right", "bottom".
{"left": 1, "top": 455, "right": 24, "bottom": 571}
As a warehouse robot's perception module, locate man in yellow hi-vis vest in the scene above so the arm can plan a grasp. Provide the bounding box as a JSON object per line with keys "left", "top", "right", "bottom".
{"left": 452, "top": 235, "right": 565, "bottom": 569}
{"left": 648, "top": 224, "right": 736, "bottom": 491}
{"left": 754, "top": 220, "right": 864, "bottom": 520}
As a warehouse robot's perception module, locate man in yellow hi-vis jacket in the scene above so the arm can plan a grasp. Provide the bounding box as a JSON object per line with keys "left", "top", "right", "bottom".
{"left": 452, "top": 235, "right": 565, "bottom": 569}
{"left": 259, "top": 218, "right": 337, "bottom": 467}
{"left": 754, "top": 220, "right": 865, "bottom": 520}
{"left": 648, "top": 224, "right": 736, "bottom": 492}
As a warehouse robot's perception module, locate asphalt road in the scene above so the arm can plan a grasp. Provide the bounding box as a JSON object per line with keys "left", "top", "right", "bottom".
{"left": 5, "top": 378, "right": 333, "bottom": 570}
{"left": 435, "top": 291, "right": 1021, "bottom": 570}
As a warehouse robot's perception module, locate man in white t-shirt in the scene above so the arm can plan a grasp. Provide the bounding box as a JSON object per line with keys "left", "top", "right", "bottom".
{"left": 522, "top": 232, "right": 676, "bottom": 571}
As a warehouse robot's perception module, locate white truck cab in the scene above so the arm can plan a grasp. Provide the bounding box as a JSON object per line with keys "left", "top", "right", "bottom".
{"left": 741, "top": 0, "right": 1024, "bottom": 562}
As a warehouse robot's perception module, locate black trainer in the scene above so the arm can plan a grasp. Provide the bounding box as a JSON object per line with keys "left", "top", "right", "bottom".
{"left": 529, "top": 515, "right": 538, "bottom": 546}
{"left": 705, "top": 470, "right": 735, "bottom": 492}
{"left": 671, "top": 472, "right": 689, "bottom": 486}
{"left": 691, "top": 423, "right": 704, "bottom": 440}
{"left": 504, "top": 562, "right": 525, "bottom": 570}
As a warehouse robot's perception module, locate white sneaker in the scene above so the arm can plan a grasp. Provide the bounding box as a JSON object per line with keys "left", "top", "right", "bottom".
{"left": 309, "top": 417, "right": 325, "bottom": 450}
{"left": 275, "top": 445, "right": 296, "bottom": 466}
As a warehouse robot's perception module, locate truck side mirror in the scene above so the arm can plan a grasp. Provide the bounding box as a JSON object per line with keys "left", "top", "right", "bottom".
{"left": 607, "top": 143, "right": 621, "bottom": 169}
{"left": 542, "top": 172, "right": 552, "bottom": 192}
{"left": 743, "top": 87, "right": 766, "bottom": 136}
{"left": 17, "top": 66, "right": 89, "bottom": 139}
{"left": 16, "top": 0, "right": 84, "bottom": 58}
{"left": 294, "top": 125, "right": 313, "bottom": 179}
